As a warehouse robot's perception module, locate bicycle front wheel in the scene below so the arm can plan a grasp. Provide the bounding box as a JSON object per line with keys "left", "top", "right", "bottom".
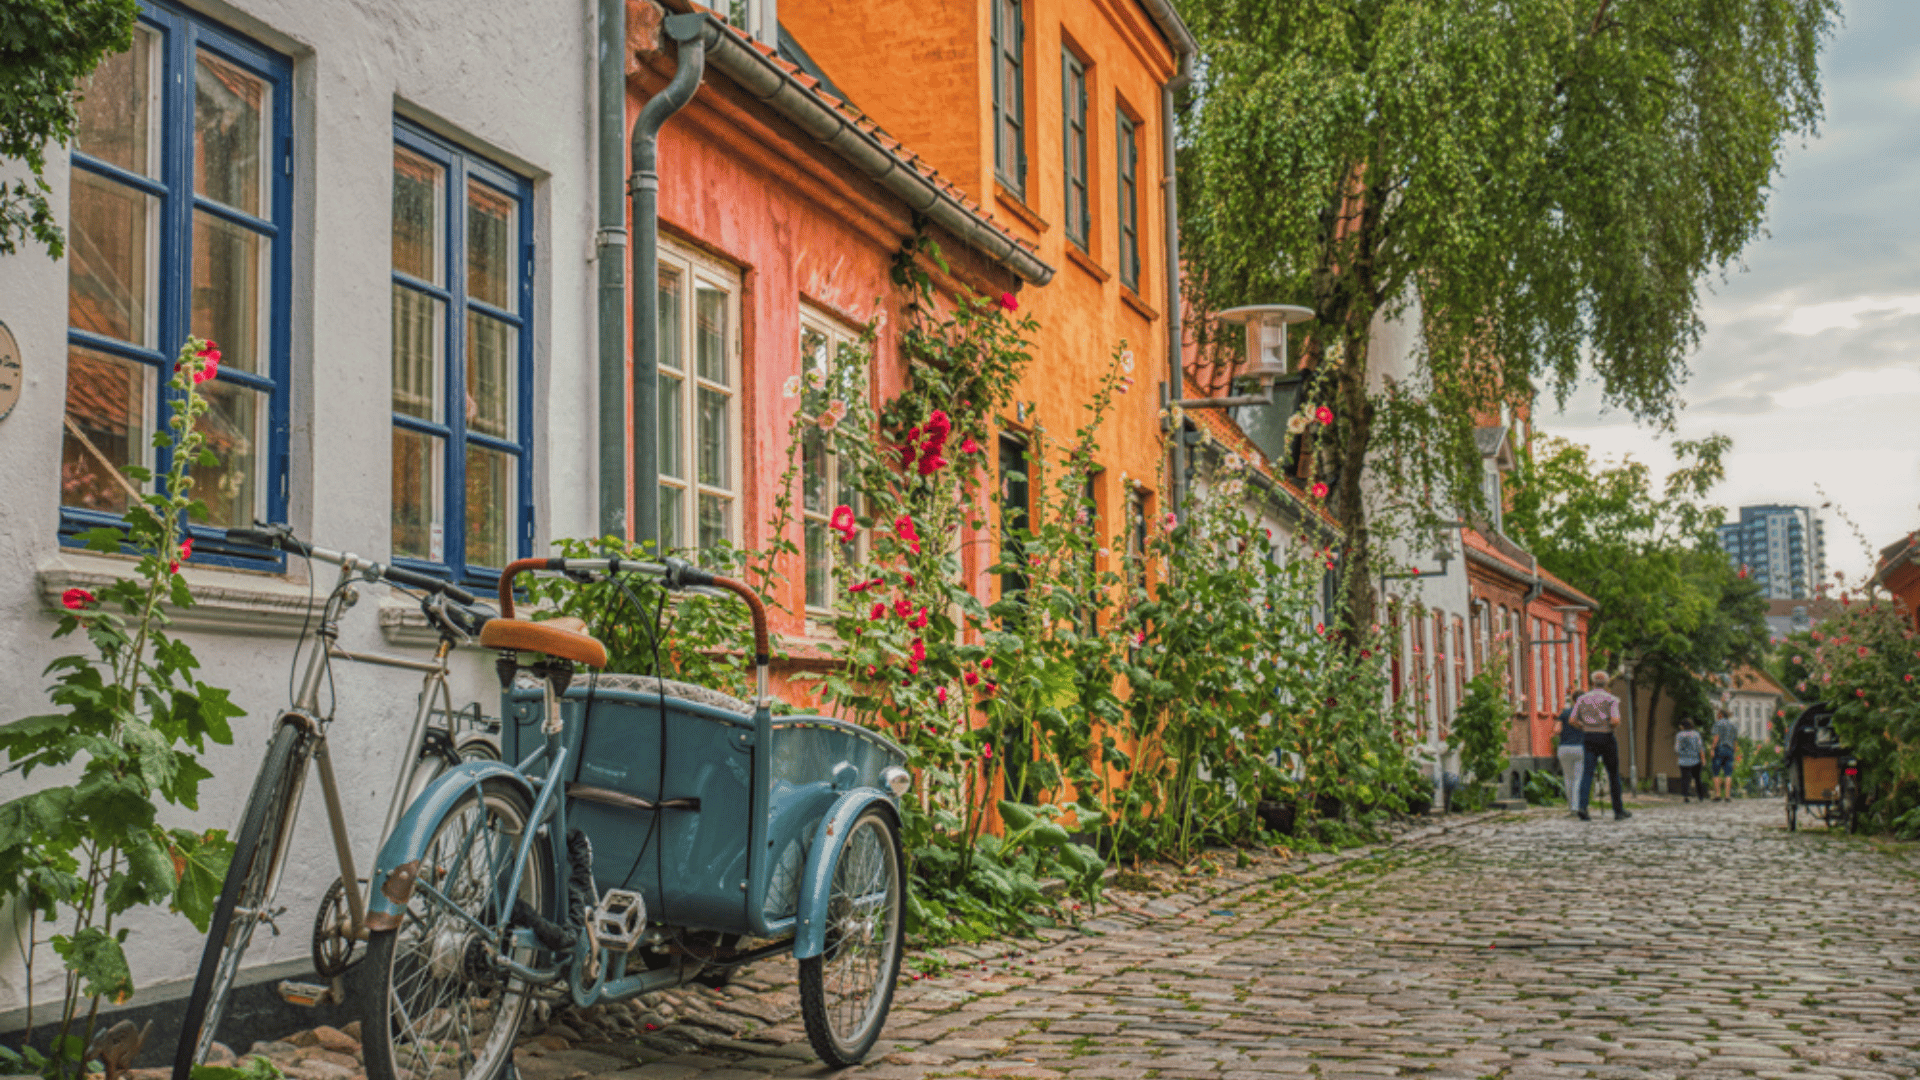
{"left": 798, "top": 806, "right": 905, "bottom": 1067}
{"left": 172, "top": 720, "right": 309, "bottom": 1080}
{"left": 361, "top": 778, "right": 548, "bottom": 1080}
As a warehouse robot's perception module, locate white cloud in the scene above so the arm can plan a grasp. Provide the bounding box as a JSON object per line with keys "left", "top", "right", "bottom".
{"left": 1776, "top": 294, "right": 1920, "bottom": 335}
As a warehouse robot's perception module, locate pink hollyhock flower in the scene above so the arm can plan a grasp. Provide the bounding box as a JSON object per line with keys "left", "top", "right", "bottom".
{"left": 961, "top": 437, "right": 981, "bottom": 455}
{"left": 61, "top": 588, "right": 94, "bottom": 610}
{"left": 1161, "top": 512, "right": 1178, "bottom": 533}
{"left": 895, "top": 514, "right": 922, "bottom": 554}
{"left": 1906, "top": 674, "right": 1914, "bottom": 683}
{"left": 830, "top": 504, "right": 857, "bottom": 541}
{"left": 894, "top": 596, "right": 913, "bottom": 618}
{"left": 1315, "top": 405, "right": 1333, "bottom": 426}
{"left": 866, "top": 665, "right": 877, "bottom": 677}
{"left": 1792, "top": 655, "right": 1803, "bottom": 665}
{"left": 1134, "top": 631, "right": 1147, "bottom": 647}
{"left": 982, "top": 743, "right": 994, "bottom": 760}
{"left": 869, "top": 602, "right": 886, "bottom": 620}
{"left": 1315, "top": 623, "right": 1326, "bottom": 636}
{"left": 907, "top": 660, "right": 921, "bottom": 676}
{"left": 180, "top": 537, "right": 193, "bottom": 560}
{"left": 998, "top": 292, "right": 1018, "bottom": 312}
{"left": 911, "top": 638, "right": 927, "bottom": 663}
{"left": 194, "top": 342, "right": 221, "bottom": 384}
{"left": 1858, "top": 646, "right": 1870, "bottom": 658}
{"left": 937, "top": 686, "right": 949, "bottom": 704}
{"left": 983, "top": 681, "right": 998, "bottom": 698}
{"left": 1311, "top": 482, "right": 1330, "bottom": 499}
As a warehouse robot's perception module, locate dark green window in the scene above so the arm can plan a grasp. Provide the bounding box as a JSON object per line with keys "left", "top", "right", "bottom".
{"left": 991, "top": 0, "right": 1026, "bottom": 196}
{"left": 1118, "top": 112, "right": 1140, "bottom": 290}
{"left": 1062, "top": 48, "right": 1088, "bottom": 248}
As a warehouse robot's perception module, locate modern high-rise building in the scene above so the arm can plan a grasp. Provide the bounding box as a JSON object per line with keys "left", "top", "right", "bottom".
{"left": 1717, "top": 505, "right": 1827, "bottom": 599}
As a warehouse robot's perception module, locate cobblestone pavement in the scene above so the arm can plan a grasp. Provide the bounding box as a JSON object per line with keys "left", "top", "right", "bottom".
{"left": 199, "top": 799, "right": 1920, "bottom": 1080}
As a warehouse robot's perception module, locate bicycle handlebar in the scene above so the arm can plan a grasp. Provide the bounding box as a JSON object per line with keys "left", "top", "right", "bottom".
{"left": 228, "top": 525, "right": 478, "bottom": 605}
{"left": 496, "top": 557, "right": 771, "bottom": 666}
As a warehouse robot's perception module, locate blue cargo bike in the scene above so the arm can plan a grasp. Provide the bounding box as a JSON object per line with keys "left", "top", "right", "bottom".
{"left": 354, "top": 556, "right": 911, "bottom": 1080}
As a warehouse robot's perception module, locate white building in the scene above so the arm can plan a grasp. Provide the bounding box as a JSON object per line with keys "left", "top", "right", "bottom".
{"left": 1, "top": 0, "right": 600, "bottom": 1021}
{"left": 1718, "top": 504, "right": 1827, "bottom": 600}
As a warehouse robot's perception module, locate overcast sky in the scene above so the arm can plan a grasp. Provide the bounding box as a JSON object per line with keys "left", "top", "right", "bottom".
{"left": 1540, "top": 0, "right": 1920, "bottom": 585}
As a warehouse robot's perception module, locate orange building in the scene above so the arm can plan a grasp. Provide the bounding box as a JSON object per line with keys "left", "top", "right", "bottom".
{"left": 623, "top": 2, "right": 1050, "bottom": 660}
{"left": 780, "top": 0, "right": 1197, "bottom": 577}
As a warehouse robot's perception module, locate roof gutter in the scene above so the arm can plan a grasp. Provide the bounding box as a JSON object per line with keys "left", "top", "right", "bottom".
{"left": 685, "top": 12, "right": 1053, "bottom": 285}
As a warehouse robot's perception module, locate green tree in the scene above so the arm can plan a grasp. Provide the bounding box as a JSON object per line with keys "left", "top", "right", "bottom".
{"left": 1178, "top": 0, "right": 1836, "bottom": 629}
{"left": 1504, "top": 434, "right": 1769, "bottom": 779}
{"left": 1, "top": 0, "right": 140, "bottom": 257}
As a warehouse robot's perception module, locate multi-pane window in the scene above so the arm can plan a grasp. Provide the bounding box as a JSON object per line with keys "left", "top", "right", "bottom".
{"left": 656, "top": 244, "right": 740, "bottom": 553}
{"left": 1434, "top": 612, "right": 1451, "bottom": 729}
{"left": 800, "top": 309, "right": 864, "bottom": 612}
{"left": 990, "top": 0, "right": 1026, "bottom": 196}
{"left": 1062, "top": 48, "right": 1089, "bottom": 249}
{"left": 62, "top": 2, "right": 292, "bottom": 561}
{"left": 1117, "top": 111, "right": 1140, "bottom": 290}
{"left": 390, "top": 122, "right": 532, "bottom": 581}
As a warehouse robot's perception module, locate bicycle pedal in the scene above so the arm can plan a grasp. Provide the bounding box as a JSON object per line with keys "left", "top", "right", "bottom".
{"left": 277, "top": 979, "right": 337, "bottom": 1007}
{"left": 590, "top": 890, "right": 647, "bottom": 953}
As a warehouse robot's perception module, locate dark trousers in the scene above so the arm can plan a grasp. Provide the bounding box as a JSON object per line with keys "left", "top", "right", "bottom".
{"left": 1677, "top": 764, "right": 1704, "bottom": 800}
{"left": 1578, "top": 732, "right": 1624, "bottom": 814}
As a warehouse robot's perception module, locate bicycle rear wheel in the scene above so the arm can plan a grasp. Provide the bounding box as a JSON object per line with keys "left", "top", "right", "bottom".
{"left": 172, "top": 720, "right": 309, "bottom": 1080}
{"left": 361, "top": 778, "right": 548, "bottom": 1080}
{"left": 798, "top": 807, "right": 905, "bottom": 1067}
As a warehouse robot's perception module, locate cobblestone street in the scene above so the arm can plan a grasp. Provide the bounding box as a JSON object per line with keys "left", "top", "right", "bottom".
{"left": 232, "top": 800, "right": 1920, "bottom": 1080}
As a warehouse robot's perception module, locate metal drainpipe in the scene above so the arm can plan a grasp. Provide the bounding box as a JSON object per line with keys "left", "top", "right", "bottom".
{"left": 630, "top": 14, "right": 709, "bottom": 549}
{"left": 1163, "top": 54, "right": 1191, "bottom": 519}
{"left": 596, "top": 0, "right": 627, "bottom": 538}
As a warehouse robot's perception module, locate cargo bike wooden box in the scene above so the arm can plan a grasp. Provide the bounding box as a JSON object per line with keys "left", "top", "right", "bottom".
{"left": 1782, "top": 703, "right": 1863, "bottom": 832}
{"left": 356, "top": 557, "right": 911, "bottom": 1080}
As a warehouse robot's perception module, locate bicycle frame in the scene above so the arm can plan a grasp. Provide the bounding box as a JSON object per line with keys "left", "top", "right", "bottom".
{"left": 268, "top": 547, "right": 482, "bottom": 946}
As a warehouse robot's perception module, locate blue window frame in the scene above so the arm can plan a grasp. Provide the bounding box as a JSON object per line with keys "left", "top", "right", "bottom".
{"left": 390, "top": 120, "right": 534, "bottom": 586}
{"left": 61, "top": 0, "right": 294, "bottom": 569}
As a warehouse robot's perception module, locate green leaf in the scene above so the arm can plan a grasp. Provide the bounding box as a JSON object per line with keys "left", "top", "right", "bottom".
{"left": 169, "top": 828, "right": 233, "bottom": 933}
{"left": 50, "top": 927, "right": 133, "bottom": 1002}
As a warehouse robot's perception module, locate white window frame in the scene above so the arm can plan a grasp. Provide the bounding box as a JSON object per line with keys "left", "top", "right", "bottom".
{"left": 799, "top": 305, "right": 866, "bottom": 616}
{"left": 656, "top": 241, "right": 741, "bottom": 554}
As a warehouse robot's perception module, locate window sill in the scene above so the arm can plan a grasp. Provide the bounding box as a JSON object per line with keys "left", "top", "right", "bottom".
{"left": 37, "top": 550, "right": 324, "bottom": 638}
{"left": 994, "top": 184, "right": 1050, "bottom": 233}
{"left": 1121, "top": 287, "right": 1161, "bottom": 322}
{"left": 1065, "top": 244, "right": 1110, "bottom": 284}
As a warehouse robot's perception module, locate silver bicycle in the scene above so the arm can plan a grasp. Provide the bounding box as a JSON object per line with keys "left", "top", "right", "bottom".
{"left": 171, "top": 525, "right": 497, "bottom": 1079}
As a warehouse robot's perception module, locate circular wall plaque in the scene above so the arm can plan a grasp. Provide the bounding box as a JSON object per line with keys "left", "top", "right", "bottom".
{"left": 0, "top": 320, "right": 20, "bottom": 422}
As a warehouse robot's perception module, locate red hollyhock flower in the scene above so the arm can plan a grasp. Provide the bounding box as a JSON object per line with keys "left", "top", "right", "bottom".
{"left": 911, "top": 638, "right": 927, "bottom": 663}
{"left": 895, "top": 514, "right": 922, "bottom": 554}
{"left": 961, "top": 437, "right": 981, "bottom": 454}
{"left": 917, "top": 453, "right": 948, "bottom": 476}
{"left": 998, "top": 292, "right": 1018, "bottom": 312}
{"left": 194, "top": 342, "right": 222, "bottom": 384}
{"left": 61, "top": 588, "right": 95, "bottom": 610}
{"left": 180, "top": 537, "right": 193, "bottom": 560}
{"left": 1315, "top": 405, "right": 1333, "bottom": 426}
{"left": 980, "top": 657, "right": 993, "bottom": 670}
{"left": 829, "top": 504, "right": 857, "bottom": 540}
{"left": 848, "top": 579, "right": 871, "bottom": 594}
{"left": 983, "top": 681, "right": 999, "bottom": 697}
{"left": 894, "top": 596, "right": 913, "bottom": 618}
{"left": 964, "top": 670, "right": 981, "bottom": 687}
{"left": 924, "top": 410, "right": 952, "bottom": 440}
{"left": 909, "top": 607, "right": 929, "bottom": 630}
{"left": 869, "top": 602, "right": 886, "bottom": 620}
{"left": 982, "top": 743, "right": 994, "bottom": 759}
{"left": 1311, "top": 482, "right": 1329, "bottom": 499}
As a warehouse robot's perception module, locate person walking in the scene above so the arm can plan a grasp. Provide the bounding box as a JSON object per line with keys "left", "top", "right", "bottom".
{"left": 1674, "top": 719, "right": 1705, "bottom": 803}
{"left": 1556, "top": 690, "right": 1584, "bottom": 817}
{"left": 1573, "top": 670, "right": 1632, "bottom": 822}
{"left": 1710, "top": 708, "right": 1739, "bottom": 801}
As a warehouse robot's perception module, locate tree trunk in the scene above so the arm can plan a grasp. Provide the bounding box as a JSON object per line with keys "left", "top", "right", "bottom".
{"left": 1644, "top": 682, "right": 1661, "bottom": 780}
{"left": 1334, "top": 330, "right": 1376, "bottom": 634}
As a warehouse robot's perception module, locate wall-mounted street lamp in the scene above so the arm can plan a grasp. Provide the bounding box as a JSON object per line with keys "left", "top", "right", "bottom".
{"left": 1176, "top": 304, "right": 1316, "bottom": 410}
{"left": 1527, "top": 606, "right": 1584, "bottom": 648}
{"left": 1378, "top": 520, "right": 1465, "bottom": 593}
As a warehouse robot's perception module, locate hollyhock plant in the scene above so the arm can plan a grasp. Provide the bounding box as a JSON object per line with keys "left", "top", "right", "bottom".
{"left": 60, "top": 588, "right": 94, "bottom": 611}
{"left": 829, "top": 504, "right": 857, "bottom": 542}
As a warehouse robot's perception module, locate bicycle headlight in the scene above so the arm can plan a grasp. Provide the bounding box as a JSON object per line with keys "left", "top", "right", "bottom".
{"left": 881, "top": 765, "right": 912, "bottom": 797}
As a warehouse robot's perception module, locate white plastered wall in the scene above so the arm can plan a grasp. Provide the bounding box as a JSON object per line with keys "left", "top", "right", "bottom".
{"left": 0, "top": 0, "right": 600, "bottom": 1014}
